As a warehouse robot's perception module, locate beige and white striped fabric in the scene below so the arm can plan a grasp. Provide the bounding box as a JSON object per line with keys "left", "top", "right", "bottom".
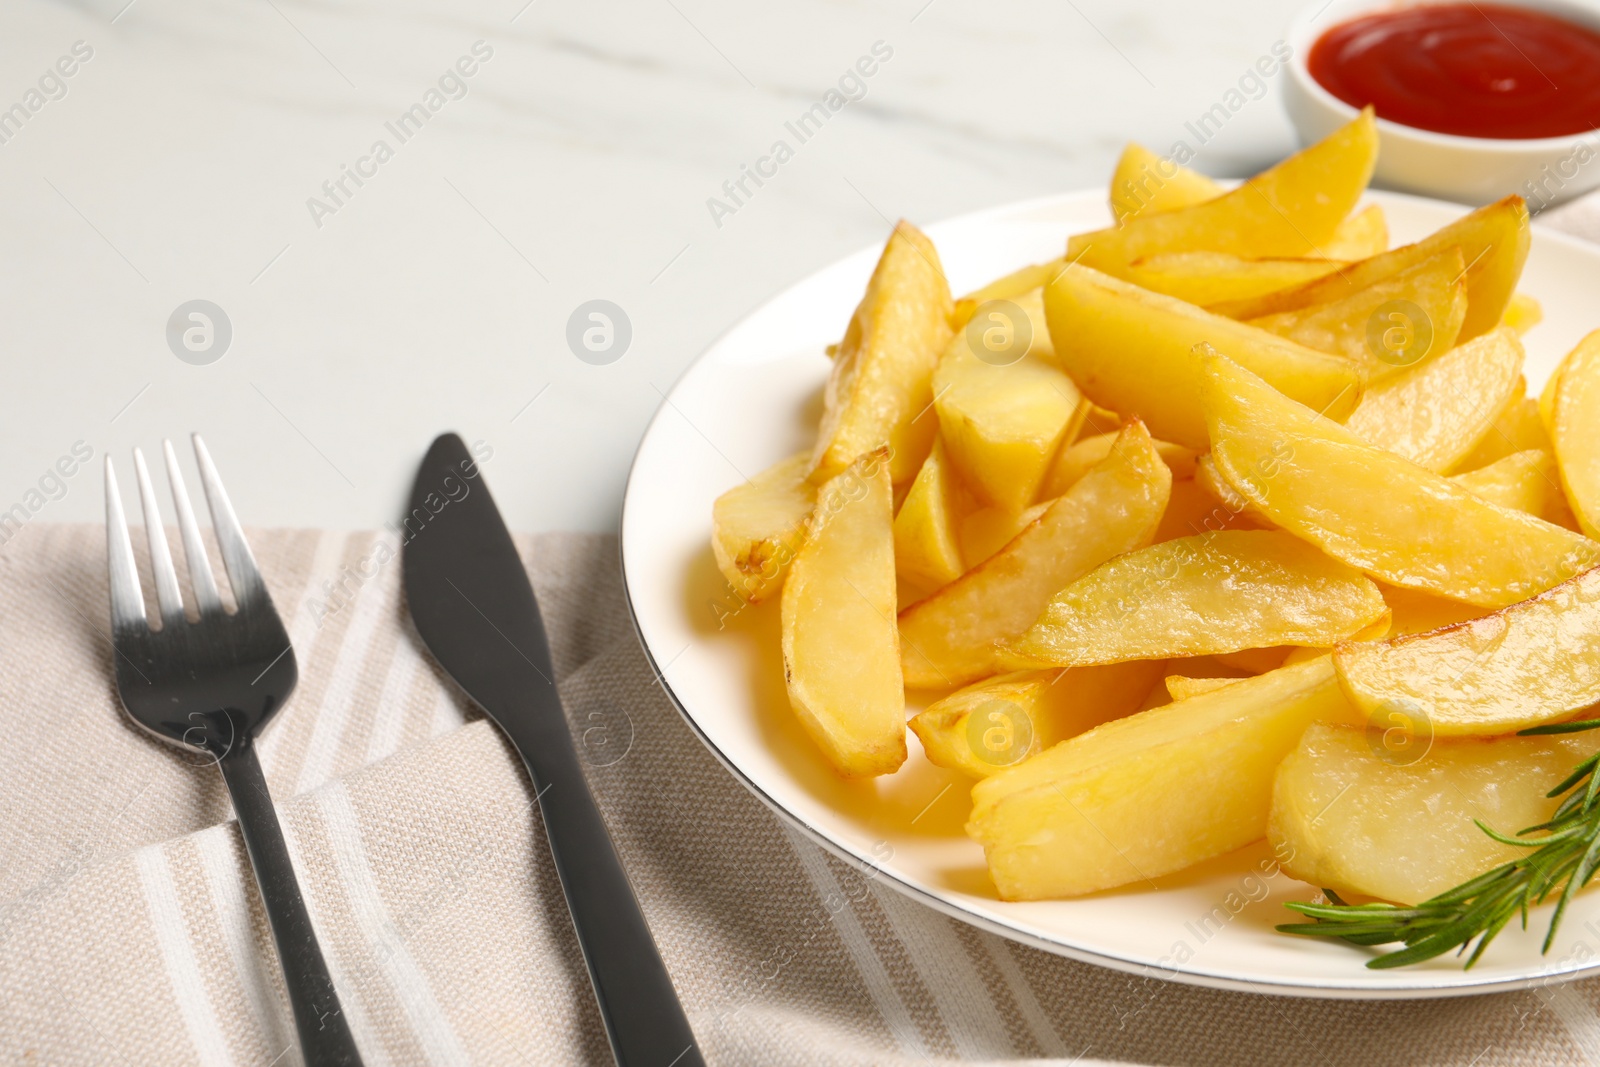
{"left": 4, "top": 521, "right": 1600, "bottom": 1066}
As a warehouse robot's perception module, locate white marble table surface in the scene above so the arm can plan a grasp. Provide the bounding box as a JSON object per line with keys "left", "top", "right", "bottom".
{"left": 0, "top": 0, "right": 1312, "bottom": 532}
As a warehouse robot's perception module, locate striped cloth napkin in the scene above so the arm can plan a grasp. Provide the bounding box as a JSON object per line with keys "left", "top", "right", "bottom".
{"left": 3, "top": 522, "right": 1599, "bottom": 1066}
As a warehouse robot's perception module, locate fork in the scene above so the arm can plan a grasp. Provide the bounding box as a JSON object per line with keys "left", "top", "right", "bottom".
{"left": 105, "top": 434, "right": 364, "bottom": 1067}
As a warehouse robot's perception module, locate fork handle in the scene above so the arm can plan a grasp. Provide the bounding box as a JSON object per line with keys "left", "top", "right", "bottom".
{"left": 219, "top": 739, "right": 365, "bottom": 1067}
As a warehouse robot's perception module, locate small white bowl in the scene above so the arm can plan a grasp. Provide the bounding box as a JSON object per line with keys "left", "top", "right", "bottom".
{"left": 1283, "top": 0, "right": 1600, "bottom": 207}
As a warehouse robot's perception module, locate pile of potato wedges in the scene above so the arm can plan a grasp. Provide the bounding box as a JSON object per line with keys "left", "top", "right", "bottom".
{"left": 711, "top": 108, "right": 1600, "bottom": 907}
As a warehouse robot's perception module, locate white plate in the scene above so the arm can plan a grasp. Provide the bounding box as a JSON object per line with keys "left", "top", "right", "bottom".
{"left": 620, "top": 188, "right": 1600, "bottom": 998}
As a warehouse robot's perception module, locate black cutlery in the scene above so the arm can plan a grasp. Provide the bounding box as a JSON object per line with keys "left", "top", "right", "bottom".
{"left": 402, "top": 432, "right": 703, "bottom": 1067}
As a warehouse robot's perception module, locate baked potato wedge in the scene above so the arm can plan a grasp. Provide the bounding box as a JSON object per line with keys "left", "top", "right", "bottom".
{"left": 911, "top": 661, "right": 1163, "bottom": 777}
{"left": 1068, "top": 111, "right": 1376, "bottom": 276}
{"left": 781, "top": 450, "right": 906, "bottom": 776}
{"left": 1125, "top": 253, "right": 1346, "bottom": 308}
{"left": 893, "top": 437, "right": 967, "bottom": 590}
{"left": 968, "top": 656, "right": 1355, "bottom": 899}
{"left": 1203, "top": 352, "right": 1599, "bottom": 607}
{"left": 1343, "top": 327, "right": 1524, "bottom": 471}
{"left": 1003, "top": 530, "right": 1388, "bottom": 668}
{"left": 1454, "top": 449, "right": 1577, "bottom": 527}
{"left": 1213, "top": 195, "right": 1530, "bottom": 342}
{"left": 1108, "top": 147, "right": 1382, "bottom": 254}
{"left": 935, "top": 289, "right": 1083, "bottom": 509}
{"left": 1321, "top": 203, "right": 1388, "bottom": 260}
{"left": 1450, "top": 383, "right": 1549, "bottom": 472}
{"left": 951, "top": 259, "right": 1068, "bottom": 331}
{"left": 813, "top": 221, "right": 953, "bottom": 484}
{"left": 1549, "top": 329, "right": 1600, "bottom": 538}
{"left": 1269, "top": 723, "right": 1590, "bottom": 904}
{"left": 1247, "top": 249, "right": 1468, "bottom": 378}
{"left": 1110, "top": 142, "right": 1223, "bottom": 222}
{"left": 1044, "top": 264, "right": 1364, "bottom": 450}
{"left": 711, "top": 453, "right": 817, "bottom": 603}
{"left": 1334, "top": 561, "right": 1600, "bottom": 736}
{"left": 899, "top": 423, "right": 1171, "bottom": 687}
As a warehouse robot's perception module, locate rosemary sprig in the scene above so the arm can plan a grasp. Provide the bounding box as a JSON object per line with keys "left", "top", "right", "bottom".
{"left": 1277, "top": 718, "right": 1600, "bottom": 969}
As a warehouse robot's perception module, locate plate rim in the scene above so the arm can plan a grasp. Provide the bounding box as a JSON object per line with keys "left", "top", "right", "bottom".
{"left": 618, "top": 187, "right": 1600, "bottom": 999}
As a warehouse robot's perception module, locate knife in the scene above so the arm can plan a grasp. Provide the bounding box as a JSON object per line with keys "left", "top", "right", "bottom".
{"left": 403, "top": 432, "right": 704, "bottom": 1067}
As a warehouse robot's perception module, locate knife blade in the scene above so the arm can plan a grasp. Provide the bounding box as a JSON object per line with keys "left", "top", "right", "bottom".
{"left": 402, "top": 432, "right": 703, "bottom": 1067}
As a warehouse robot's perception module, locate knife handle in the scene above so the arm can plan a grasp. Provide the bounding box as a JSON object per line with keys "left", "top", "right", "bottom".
{"left": 512, "top": 716, "right": 705, "bottom": 1067}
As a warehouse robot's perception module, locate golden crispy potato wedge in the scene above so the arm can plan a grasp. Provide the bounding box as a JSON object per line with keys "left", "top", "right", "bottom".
{"left": 1203, "top": 353, "right": 1599, "bottom": 607}
{"left": 911, "top": 661, "right": 1164, "bottom": 777}
{"left": 781, "top": 450, "right": 906, "bottom": 776}
{"left": 899, "top": 423, "right": 1171, "bottom": 687}
{"left": 1110, "top": 142, "right": 1223, "bottom": 222}
{"left": 893, "top": 437, "right": 967, "bottom": 590}
{"left": 1451, "top": 384, "right": 1549, "bottom": 472}
{"left": 1550, "top": 329, "right": 1600, "bottom": 538}
{"left": 1124, "top": 253, "right": 1346, "bottom": 308}
{"left": 1269, "top": 724, "right": 1588, "bottom": 905}
{"left": 813, "top": 221, "right": 953, "bottom": 484}
{"left": 1247, "top": 249, "right": 1468, "bottom": 379}
{"left": 1044, "top": 264, "right": 1363, "bottom": 450}
{"left": 711, "top": 453, "right": 818, "bottom": 603}
{"left": 1321, "top": 204, "right": 1388, "bottom": 260}
{"left": 1343, "top": 328, "right": 1524, "bottom": 471}
{"left": 935, "top": 290, "right": 1083, "bottom": 509}
{"left": 1164, "top": 675, "right": 1243, "bottom": 701}
{"left": 1194, "top": 453, "right": 1371, "bottom": 540}
{"left": 1455, "top": 449, "right": 1578, "bottom": 527}
{"left": 968, "top": 657, "right": 1355, "bottom": 899}
{"left": 1042, "top": 430, "right": 1196, "bottom": 499}
{"left": 1068, "top": 112, "right": 1376, "bottom": 276}
{"left": 1334, "top": 562, "right": 1600, "bottom": 735}
{"left": 1213, "top": 196, "right": 1530, "bottom": 341}
{"left": 1003, "top": 530, "right": 1387, "bottom": 668}
{"left": 916, "top": 673, "right": 1048, "bottom": 776}
{"left": 1501, "top": 292, "right": 1543, "bottom": 336}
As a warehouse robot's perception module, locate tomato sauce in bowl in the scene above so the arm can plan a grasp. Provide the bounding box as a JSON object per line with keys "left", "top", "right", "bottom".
{"left": 1308, "top": 3, "right": 1600, "bottom": 139}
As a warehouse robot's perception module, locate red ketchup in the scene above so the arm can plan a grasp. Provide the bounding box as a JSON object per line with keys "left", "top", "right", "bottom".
{"left": 1308, "top": 3, "right": 1600, "bottom": 139}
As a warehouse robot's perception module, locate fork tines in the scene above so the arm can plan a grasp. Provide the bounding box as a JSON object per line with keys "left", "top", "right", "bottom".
{"left": 105, "top": 435, "right": 266, "bottom": 633}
